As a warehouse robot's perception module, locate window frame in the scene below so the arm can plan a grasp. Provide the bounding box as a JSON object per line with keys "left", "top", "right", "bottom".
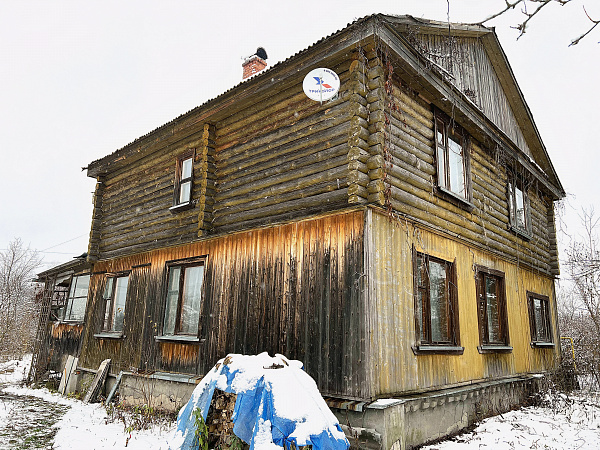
{"left": 170, "top": 150, "right": 195, "bottom": 213}
{"left": 527, "top": 291, "right": 554, "bottom": 347}
{"left": 475, "top": 265, "right": 511, "bottom": 353}
{"left": 158, "top": 257, "right": 206, "bottom": 342}
{"left": 99, "top": 273, "right": 130, "bottom": 336}
{"left": 412, "top": 249, "right": 463, "bottom": 354}
{"left": 62, "top": 273, "right": 90, "bottom": 323}
{"left": 507, "top": 168, "right": 532, "bottom": 239}
{"left": 433, "top": 109, "right": 473, "bottom": 207}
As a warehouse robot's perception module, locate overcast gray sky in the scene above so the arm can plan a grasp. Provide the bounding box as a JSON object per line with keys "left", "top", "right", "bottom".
{"left": 1, "top": 0, "right": 598, "bottom": 271}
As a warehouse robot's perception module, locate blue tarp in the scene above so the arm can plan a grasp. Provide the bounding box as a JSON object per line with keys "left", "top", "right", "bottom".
{"left": 169, "top": 353, "right": 350, "bottom": 450}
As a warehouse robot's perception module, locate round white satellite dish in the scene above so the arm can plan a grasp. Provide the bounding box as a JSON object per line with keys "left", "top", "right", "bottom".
{"left": 303, "top": 68, "right": 340, "bottom": 102}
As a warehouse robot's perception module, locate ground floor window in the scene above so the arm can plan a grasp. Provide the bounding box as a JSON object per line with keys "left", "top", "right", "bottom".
{"left": 163, "top": 259, "right": 205, "bottom": 336}
{"left": 102, "top": 275, "right": 129, "bottom": 332}
{"left": 475, "top": 266, "right": 509, "bottom": 348}
{"left": 414, "top": 251, "right": 459, "bottom": 347}
{"left": 63, "top": 274, "right": 90, "bottom": 322}
{"left": 528, "top": 292, "right": 553, "bottom": 344}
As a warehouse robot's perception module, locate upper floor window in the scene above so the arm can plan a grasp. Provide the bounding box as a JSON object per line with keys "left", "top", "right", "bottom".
{"left": 102, "top": 275, "right": 129, "bottom": 333}
{"left": 171, "top": 151, "right": 195, "bottom": 211}
{"left": 508, "top": 169, "right": 531, "bottom": 237}
{"left": 434, "top": 111, "right": 470, "bottom": 202}
{"left": 527, "top": 292, "right": 553, "bottom": 346}
{"left": 163, "top": 258, "right": 205, "bottom": 337}
{"left": 475, "top": 266, "right": 510, "bottom": 351}
{"left": 63, "top": 274, "right": 90, "bottom": 322}
{"left": 414, "top": 252, "right": 460, "bottom": 351}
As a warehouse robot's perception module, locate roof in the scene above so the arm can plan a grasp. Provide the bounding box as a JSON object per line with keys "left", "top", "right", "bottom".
{"left": 35, "top": 253, "right": 89, "bottom": 281}
{"left": 86, "top": 14, "right": 564, "bottom": 199}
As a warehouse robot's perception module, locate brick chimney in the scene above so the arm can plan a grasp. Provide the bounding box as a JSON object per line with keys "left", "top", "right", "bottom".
{"left": 242, "top": 47, "right": 268, "bottom": 80}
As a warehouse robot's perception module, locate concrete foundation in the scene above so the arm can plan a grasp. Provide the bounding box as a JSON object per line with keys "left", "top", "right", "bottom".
{"left": 75, "top": 369, "right": 541, "bottom": 449}
{"left": 331, "top": 375, "right": 542, "bottom": 449}
{"left": 77, "top": 369, "right": 199, "bottom": 412}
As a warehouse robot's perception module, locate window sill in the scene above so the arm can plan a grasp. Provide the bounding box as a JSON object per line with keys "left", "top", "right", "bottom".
{"left": 531, "top": 341, "right": 555, "bottom": 348}
{"left": 412, "top": 345, "right": 464, "bottom": 355}
{"left": 59, "top": 320, "right": 85, "bottom": 325}
{"left": 436, "top": 186, "right": 474, "bottom": 210}
{"left": 509, "top": 225, "right": 532, "bottom": 241}
{"left": 477, "top": 345, "right": 513, "bottom": 354}
{"left": 169, "top": 201, "right": 194, "bottom": 214}
{"left": 155, "top": 335, "right": 203, "bottom": 344}
{"left": 94, "top": 332, "right": 124, "bottom": 340}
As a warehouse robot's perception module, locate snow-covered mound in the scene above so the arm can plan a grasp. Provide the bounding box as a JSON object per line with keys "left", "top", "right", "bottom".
{"left": 170, "top": 352, "right": 349, "bottom": 450}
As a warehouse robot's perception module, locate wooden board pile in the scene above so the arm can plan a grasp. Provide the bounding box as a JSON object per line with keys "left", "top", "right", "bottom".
{"left": 206, "top": 389, "right": 242, "bottom": 448}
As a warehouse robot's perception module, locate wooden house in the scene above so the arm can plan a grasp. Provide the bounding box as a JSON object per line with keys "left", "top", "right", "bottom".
{"left": 34, "top": 15, "right": 565, "bottom": 449}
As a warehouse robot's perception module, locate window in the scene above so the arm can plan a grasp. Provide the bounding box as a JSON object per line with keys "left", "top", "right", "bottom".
{"left": 63, "top": 274, "right": 90, "bottom": 322}
{"left": 434, "top": 111, "right": 470, "bottom": 202}
{"left": 102, "top": 275, "right": 129, "bottom": 333}
{"left": 163, "top": 260, "right": 205, "bottom": 336}
{"left": 413, "top": 251, "right": 461, "bottom": 352}
{"left": 475, "top": 266, "right": 510, "bottom": 350}
{"left": 507, "top": 169, "right": 531, "bottom": 236}
{"left": 527, "top": 292, "right": 553, "bottom": 345}
{"left": 172, "top": 151, "right": 195, "bottom": 210}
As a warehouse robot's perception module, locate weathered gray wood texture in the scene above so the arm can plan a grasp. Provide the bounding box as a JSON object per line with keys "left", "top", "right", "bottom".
{"left": 78, "top": 211, "right": 367, "bottom": 399}
{"left": 409, "top": 33, "right": 532, "bottom": 158}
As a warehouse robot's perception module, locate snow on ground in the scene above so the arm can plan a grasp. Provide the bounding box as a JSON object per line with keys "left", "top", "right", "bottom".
{"left": 1, "top": 355, "right": 175, "bottom": 449}
{"left": 0, "top": 354, "right": 32, "bottom": 384}
{"left": 422, "top": 391, "right": 600, "bottom": 450}
{"left": 2, "top": 354, "right": 600, "bottom": 449}
{"left": 3, "top": 384, "right": 175, "bottom": 449}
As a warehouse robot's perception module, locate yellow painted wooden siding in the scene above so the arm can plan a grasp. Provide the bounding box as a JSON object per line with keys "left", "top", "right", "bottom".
{"left": 366, "top": 209, "right": 559, "bottom": 397}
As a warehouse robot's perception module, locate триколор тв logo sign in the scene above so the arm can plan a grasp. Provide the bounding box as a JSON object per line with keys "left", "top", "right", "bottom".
{"left": 313, "top": 77, "right": 332, "bottom": 89}
{"left": 303, "top": 68, "right": 340, "bottom": 102}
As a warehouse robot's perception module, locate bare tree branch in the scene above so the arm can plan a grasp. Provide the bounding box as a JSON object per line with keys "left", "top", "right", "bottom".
{"left": 469, "top": 0, "right": 597, "bottom": 45}
{"left": 570, "top": 5, "right": 600, "bottom": 45}
{"left": 0, "top": 238, "right": 42, "bottom": 360}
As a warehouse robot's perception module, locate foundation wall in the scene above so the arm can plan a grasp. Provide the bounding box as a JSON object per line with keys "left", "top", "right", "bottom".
{"left": 333, "top": 375, "right": 541, "bottom": 450}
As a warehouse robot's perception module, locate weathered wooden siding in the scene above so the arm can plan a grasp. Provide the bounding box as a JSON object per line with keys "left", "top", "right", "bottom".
{"left": 79, "top": 264, "right": 154, "bottom": 373}
{"left": 365, "top": 61, "right": 557, "bottom": 276}
{"left": 366, "top": 209, "right": 559, "bottom": 397}
{"left": 410, "top": 33, "right": 532, "bottom": 158}
{"left": 79, "top": 210, "right": 367, "bottom": 399}
{"left": 211, "top": 59, "right": 359, "bottom": 234}
{"left": 45, "top": 323, "right": 84, "bottom": 373}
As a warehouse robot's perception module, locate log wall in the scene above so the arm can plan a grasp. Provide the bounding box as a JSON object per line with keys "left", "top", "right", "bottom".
{"left": 211, "top": 59, "right": 357, "bottom": 234}
{"left": 95, "top": 129, "right": 209, "bottom": 260}
{"left": 364, "top": 51, "right": 558, "bottom": 276}
{"left": 78, "top": 210, "right": 367, "bottom": 399}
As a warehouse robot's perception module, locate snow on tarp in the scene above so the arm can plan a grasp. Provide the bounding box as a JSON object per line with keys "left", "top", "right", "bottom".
{"left": 169, "top": 353, "right": 350, "bottom": 450}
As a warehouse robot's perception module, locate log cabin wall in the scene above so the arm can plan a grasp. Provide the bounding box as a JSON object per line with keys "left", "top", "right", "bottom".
{"left": 95, "top": 129, "right": 210, "bottom": 260}
{"left": 363, "top": 50, "right": 558, "bottom": 276}
{"left": 211, "top": 58, "right": 361, "bottom": 234}
{"left": 365, "top": 208, "right": 559, "bottom": 397}
{"left": 78, "top": 210, "right": 367, "bottom": 399}
{"left": 91, "top": 57, "right": 363, "bottom": 260}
